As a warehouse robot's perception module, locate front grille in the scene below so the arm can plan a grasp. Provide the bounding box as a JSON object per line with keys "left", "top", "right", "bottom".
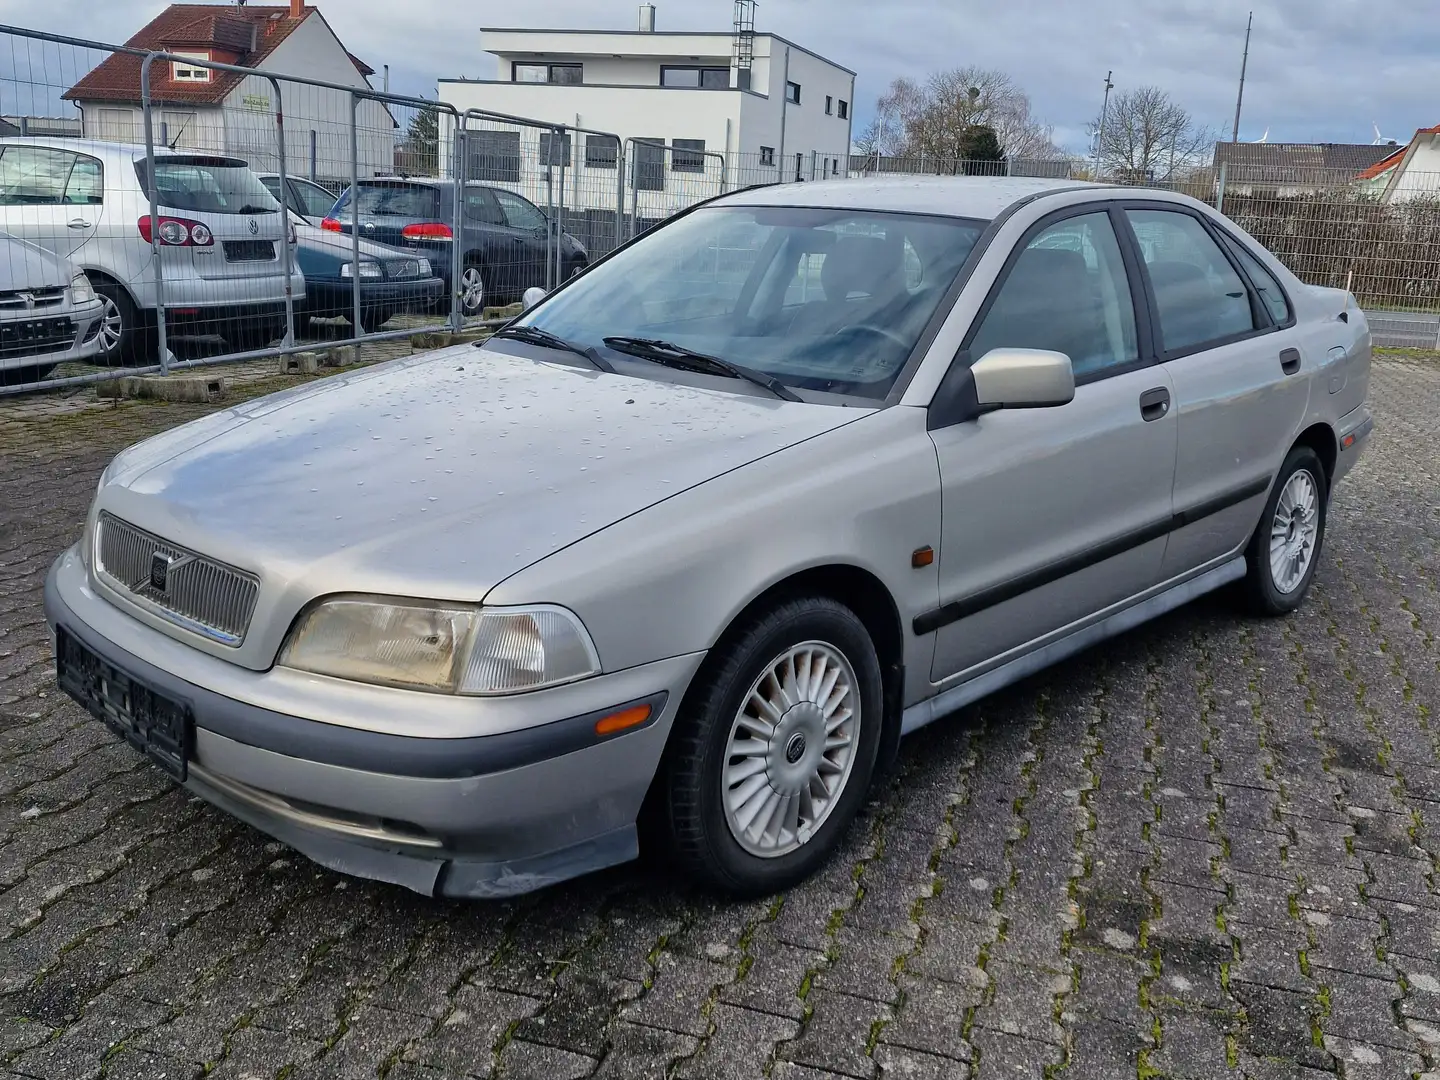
{"left": 0, "top": 316, "right": 74, "bottom": 358}
{"left": 95, "top": 513, "right": 260, "bottom": 646}
{"left": 0, "top": 286, "right": 65, "bottom": 311}
{"left": 222, "top": 240, "right": 276, "bottom": 262}
{"left": 386, "top": 259, "right": 420, "bottom": 279}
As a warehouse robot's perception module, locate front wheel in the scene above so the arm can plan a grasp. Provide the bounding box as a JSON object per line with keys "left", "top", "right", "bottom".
{"left": 1242, "top": 445, "right": 1328, "bottom": 615}
{"left": 661, "top": 597, "right": 884, "bottom": 896}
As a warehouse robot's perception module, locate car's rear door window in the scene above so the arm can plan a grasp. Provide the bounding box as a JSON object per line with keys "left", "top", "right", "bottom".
{"left": 462, "top": 187, "right": 506, "bottom": 226}
{"left": 136, "top": 157, "right": 280, "bottom": 215}
{"left": 1218, "top": 232, "right": 1291, "bottom": 326}
{"left": 1126, "top": 208, "right": 1258, "bottom": 353}
{"left": 969, "top": 211, "right": 1140, "bottom": 380}
{"left": 0, "top": 146, "right": 81, "bottom": 205}
{"left": 494, "top": 190, "right": 547, "bottom": 232}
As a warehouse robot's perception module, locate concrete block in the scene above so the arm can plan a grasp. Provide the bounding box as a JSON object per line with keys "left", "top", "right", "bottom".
{"left": 278, "top": 352, "right": 320, "bottom": 375}
{"left": 95, "top": 375, "right": 228, "bottom": 403}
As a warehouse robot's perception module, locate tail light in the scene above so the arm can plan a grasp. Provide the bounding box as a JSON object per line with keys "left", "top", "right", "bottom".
{"left": 138, "top": 216, "right": 214, "bottom": 247}
{"left": 321, "top": 217, "right": 343, "bottom": 232}
{"left": 401, "top": 223, "right": 453, "bottom": 241}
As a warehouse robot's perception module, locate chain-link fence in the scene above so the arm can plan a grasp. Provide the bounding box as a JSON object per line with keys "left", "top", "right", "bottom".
{"left": 622, "top": 138, "right": 727, "bottom": 240}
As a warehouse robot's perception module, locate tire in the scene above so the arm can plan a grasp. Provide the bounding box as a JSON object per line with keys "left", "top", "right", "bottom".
{"left": 567, "top": 258, "right": 587, "bottom": 281}
{"left": 459, "top": 261, "right": 487, "bottom": 317}
{"left": 1241, "top": 445, "right": 1328, "bottom": 616}
{"left": 90, "top": 279, "right": 148, "bottom": 365}
{"left": 661, "top": 597, "right": 885, "bottom": 897}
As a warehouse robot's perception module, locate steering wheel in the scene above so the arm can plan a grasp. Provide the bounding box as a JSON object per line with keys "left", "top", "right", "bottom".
{"left": 832, "top": 322, "right": 910, "bottom": 350}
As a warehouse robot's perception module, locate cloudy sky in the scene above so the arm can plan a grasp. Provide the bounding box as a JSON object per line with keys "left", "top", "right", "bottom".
{"left": 1, "top": 0, "right": 1434, "bottom": 153}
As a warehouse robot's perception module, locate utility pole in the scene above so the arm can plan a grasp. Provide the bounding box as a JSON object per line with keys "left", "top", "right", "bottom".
{"left": 1231, "top": 11, "right": 1252, "bottom": 142}
{"left": 1093, "top": 70, "right": 1113, "bottom": 180}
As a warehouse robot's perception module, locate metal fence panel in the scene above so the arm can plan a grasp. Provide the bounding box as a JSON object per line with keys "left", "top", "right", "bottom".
{"left": 623, "top": 139, "right": 726, "bottom": 240}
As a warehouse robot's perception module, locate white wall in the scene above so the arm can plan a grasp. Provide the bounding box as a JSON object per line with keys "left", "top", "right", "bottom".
{"left": 80, "top": 104, "right": 225, "bottom": 154}
{"left": 760, "top": 41, "right": 854, "bottom": 174}
{"left": 1389, "top": 139, "right": 1440, "bottom": 202}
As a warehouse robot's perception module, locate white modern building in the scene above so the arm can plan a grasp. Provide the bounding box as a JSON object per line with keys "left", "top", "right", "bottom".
{"left": 436, "top": 5, "right": 857, "bottom": 222}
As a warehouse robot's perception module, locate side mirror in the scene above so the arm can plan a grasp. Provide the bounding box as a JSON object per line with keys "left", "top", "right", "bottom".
{"left": 522, "top": 286, "right": 547, "bottom": 311}
{"left": 971, "top": 348, "right": 1075, "bottom": 410}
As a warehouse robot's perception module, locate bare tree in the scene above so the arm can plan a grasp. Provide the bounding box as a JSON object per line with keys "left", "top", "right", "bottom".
{"left": 1091, "top": 87, "right": 1213, "bottom": 182}
{"left": 865, "top": 68, "right": 1061, "bottom": 166}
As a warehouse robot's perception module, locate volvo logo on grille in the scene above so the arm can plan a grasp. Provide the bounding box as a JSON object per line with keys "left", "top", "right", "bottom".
{"left": 146, "top": 551, "right": 193, "bottom": 593}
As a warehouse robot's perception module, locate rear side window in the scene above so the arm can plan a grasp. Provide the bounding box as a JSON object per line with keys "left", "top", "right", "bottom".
{"left": 136, "top": 157, "right": 280, "bottom": 215}
{"left": 462, "top": 187, "right": 505, "bottom": 226}
{"left": 0, "top": 147, "right": 102, "bottom": 206}
{"left": 340, "top": 183, "right": 441, "bottom": 219}
{"left": 1126, "top": 208, "right": 1257, "bottom": 353}
{"left": 494, "top": 189, "right": 547, "bottom": 232}
{"left": 1220, "top": 233, "right": 1291, "bottom": 326}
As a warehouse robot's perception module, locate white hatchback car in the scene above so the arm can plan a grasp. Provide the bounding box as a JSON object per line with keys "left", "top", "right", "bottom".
{"left": 0, "top": 139, "right": 304, "bottom": 361}
{"left": 0, "top": 230, "right": 105, "bottom": 385}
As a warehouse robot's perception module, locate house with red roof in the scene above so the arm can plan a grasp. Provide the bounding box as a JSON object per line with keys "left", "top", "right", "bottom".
{"left": 62, "top": 1, "right": 393, "bottom": 187}
{"left": 1355, "top": 127, "right": 1440, "bottom": 203}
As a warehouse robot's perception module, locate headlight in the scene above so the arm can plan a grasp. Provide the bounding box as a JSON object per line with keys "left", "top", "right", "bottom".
{"left": 340, "top": 261, "right": 383, "bottom": 279}
{"left": 71, "top": 273, "right": 95, "bottom": 305}
{"left": 279, "top": 597, "right": 600, "bottom": 695}
{"left": 417, "top": 258, "right": 432, "bottom": 277}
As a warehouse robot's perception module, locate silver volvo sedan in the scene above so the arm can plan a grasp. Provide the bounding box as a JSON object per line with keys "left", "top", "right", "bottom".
{"left": 45, "top": 178, "right": 1373, "bottom": 899}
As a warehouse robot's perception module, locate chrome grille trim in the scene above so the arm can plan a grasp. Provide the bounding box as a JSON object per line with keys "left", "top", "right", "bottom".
{"left": 94, "top": 513, "right": 259, "bottom": 647}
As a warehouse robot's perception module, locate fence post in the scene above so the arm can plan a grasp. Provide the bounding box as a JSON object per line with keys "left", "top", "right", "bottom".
{"left": 616, "top": 141, "right": 626, "bottom": 252}
{"left": 628, "top": 140, "right": 640, "bottom": 241}
{"left": 1216, "top": 162, "right": 1228, "bottom": 215}
{"left": 309, "top": 129, "right": 317, "bottom": 182}
{"left": 139, "top": 54, "right": 169, "bottom": 376}
{"left": 270, "top": 77, "right": 296, "bottom": 349}
{"left": 348, "top": 92, "right": 363, "bottom": 358}
{"left": 450, "top": 121, "right": 465, "bottom": 331}
{"left": 554, "top": 126, "right": 567, "bottom": 293}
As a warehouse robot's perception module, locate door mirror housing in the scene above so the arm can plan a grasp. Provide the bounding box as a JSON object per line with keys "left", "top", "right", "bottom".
{"left": 522, "top": 286, "right": 547, "bottom": 311}
{"left": 971, "top": 348, "right": 1075, "bottom": 410}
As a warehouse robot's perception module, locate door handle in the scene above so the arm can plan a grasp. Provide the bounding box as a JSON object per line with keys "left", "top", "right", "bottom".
{"left": 1139, "top": 386, "right": 1170, "bottom": 422}
{"left": 67, "top": 219, "right": 91, "bottom": 229}
{"left": 1280, "top": 348, "right": 1302, "bottom": 375}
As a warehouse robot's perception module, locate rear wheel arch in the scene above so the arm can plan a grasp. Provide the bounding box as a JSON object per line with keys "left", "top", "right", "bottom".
{"left": 1292, "top": 422, "right": 1338, "bottom": 489}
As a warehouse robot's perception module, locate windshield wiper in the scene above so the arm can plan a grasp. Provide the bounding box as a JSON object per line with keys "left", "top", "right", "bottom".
{"left": 235, "top": 204, "right": 277, "bottom": 215}
{"left": 488, "top": 325, "right": 615, "bottom": 374}
{"left": 602, "top": 336, "right": 800, "bottom": 402}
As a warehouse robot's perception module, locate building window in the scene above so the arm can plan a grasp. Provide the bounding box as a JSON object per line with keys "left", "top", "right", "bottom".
{"left": 672, "top": 139, "right": 706, "bottom": 173}
{"left": 585, "top": 134, "right": 619, "bottom": 169}
{"left": 838, "top": 100, "right": 849, "bottom": 119}
{"left": 633, "top": 138, "right": 666, "bottom": 192}
{"left": 825, "top": 96, "right": 833, "bottom": 115}
{"left": 172, "top": 52, "right": 211, "bottom": 82}
{"left": 468, "top": 129, "right": 521, "bottom": 183}
{"left": 660, "top": 66, "right": 730, "bottom": 89}
{"left": 511, "top": 62, "right": 583, "bottom": 85}
{"left": 785, "top": 81, "right": 801, "bottom": 104}
{"left": 539, "top": 131, "right": 572, "bottom": 168}
{"left": 759, "top": 146, "right": 775, "bottom": 167}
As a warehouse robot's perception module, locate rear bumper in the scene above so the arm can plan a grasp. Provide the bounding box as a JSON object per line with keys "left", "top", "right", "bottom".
{"left": 162, "top": 301, "right": 293, "bottom": 335}
{"left": 131, "top": 270, "right": 306, "bottom": 313}
{"left": 45, "top": 548, "right": 702, "bottom": 898}
{"left": 305, "top": 276, "right": 445, "bottom": 316}
{"left": 1333, "top": 402, "right": 1373, "bottom": 486}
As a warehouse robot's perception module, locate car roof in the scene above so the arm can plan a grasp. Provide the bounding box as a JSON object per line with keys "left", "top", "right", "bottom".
{"left": 713, "top": 176, "right": 1100, "bottom": 220}
{"left": 0, "top": 136, "right": 256, "bottom": 165}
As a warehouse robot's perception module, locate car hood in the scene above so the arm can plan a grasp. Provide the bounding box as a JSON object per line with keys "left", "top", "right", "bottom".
{"left": 0, "top": 232, "right": 72, "bottom": 290}
{"left": 98, "top": 344, "right": 863, "bottom": 608}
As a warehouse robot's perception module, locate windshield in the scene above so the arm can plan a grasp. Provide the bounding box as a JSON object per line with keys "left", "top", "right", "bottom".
{"left": 519, "top": 206, "right": 986, "bottom": 399}
{"left": 334, "top": 183, "right": 441, "bottom": 218}
{"left": 135, "top": 157, "right": 280, "bottom": 215}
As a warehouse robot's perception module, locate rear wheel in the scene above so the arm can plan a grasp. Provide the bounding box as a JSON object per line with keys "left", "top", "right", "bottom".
{"left": 1241, "top": 445, "right": 1328, "bottom": 615}
{"left": 91, "top": 280, "right": 147, "bottom": 365}
{"left": 459, "top": 262, "right": 487, "bottom": 317}
{"left": 661, "top": 597, "right": 884, "bottom": 896}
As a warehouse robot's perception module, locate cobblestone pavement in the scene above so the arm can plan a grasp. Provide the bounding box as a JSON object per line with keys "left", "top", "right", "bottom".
{"left": 2, "top": 356, "right": 1440, "bottom": 1080}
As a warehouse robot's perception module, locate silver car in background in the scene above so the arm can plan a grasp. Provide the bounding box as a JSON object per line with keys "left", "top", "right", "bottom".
{"left": 0, "top": 139, "right": 304, "bottom": 361}
{"left": 46, "top": 178, "right": 1372, "bottom": 899}
{"left": 0, "top": 230, "right": 105, "bottom": 385}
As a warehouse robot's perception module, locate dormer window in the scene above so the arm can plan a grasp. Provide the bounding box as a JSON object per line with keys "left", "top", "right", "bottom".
{"left": 172, "top": 52, "right": 212, "bottom": 82}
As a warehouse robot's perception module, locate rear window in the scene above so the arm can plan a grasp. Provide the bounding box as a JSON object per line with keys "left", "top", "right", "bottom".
{"left": 135, "top": 156, "right": 280, "bottom": 215}
{"left": 336, "top": 183, "right": 442, "bottom": 219}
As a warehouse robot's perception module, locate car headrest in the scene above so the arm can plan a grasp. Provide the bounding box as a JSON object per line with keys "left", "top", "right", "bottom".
{"left": 821, "top": 235, "right": 905, "bottom": 301}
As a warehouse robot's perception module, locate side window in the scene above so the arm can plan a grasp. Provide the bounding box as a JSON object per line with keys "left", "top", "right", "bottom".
{"left": 462, "top": 187, "right": 505, "bottom": 226}
{"left": 64, "top": 157, "right": 103, "bottom": 205}
{"left": 1125, "top": 209, "right": 1258, "bottom": 353}
{"left": 1219, "top": 232, "right": 1291, "bottom": 326}
{"left": 494, "top": 190, "right": 547, "bottom": 232}
{"left": 969, "top": 211, "right": 1140, "bottom": 379}
{"left": 0, "top": 146, "right": 79, "bottom": 206}
{"left": 290, "top": 179, "right": 336, "bottom": 218}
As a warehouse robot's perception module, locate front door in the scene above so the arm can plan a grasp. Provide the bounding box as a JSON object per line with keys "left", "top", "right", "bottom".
{"left": 1120, "top": 206, "right": 1313, "bottom": 577}
{"left": 927, "top": 207, "right": 1179, "bottom": 682}
{"left": 0, "top": 145, "right": 102, "bottom": 265}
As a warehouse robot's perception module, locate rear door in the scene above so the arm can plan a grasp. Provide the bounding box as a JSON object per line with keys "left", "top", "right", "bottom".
{"left": 459, "top": 184, "right": 521, "bottom": 296}
{"left": 0, "top": 145, "right": 102, "bottom": 262}
{"left": 927, "top": 206, "right": 1180, "bottom": 682}
{"left": 1120, "top": 205, "right": 1312, "bottom": 578}
{"left": 491, "top": 188, "right": 552, "bottom": 292}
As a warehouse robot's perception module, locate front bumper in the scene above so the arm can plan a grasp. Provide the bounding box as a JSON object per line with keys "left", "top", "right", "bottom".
{"left": 0, "top": 298, "right": 105, "bottom": 372}
{"left": 305, "top": 276, "right": 445, "bottom": 317}
{"left": 45, "top": 549, "right": 704, "bottom": 898}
